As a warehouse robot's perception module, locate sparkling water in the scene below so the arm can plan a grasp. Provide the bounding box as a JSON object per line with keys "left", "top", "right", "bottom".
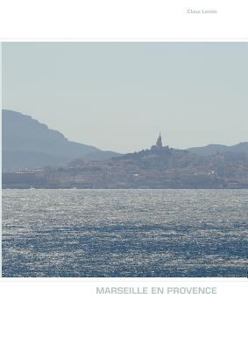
{"left": 2, "top": 189, "right": 248, "bottom": 277}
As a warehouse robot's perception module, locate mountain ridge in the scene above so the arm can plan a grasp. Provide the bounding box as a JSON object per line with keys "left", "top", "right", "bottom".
{"left": 2, "top": 109, "right": 248, "bottom": 188}
{"left": 187, "top": 142, "right": 248, "bottom": 156}
{"left": 3, "top": 141, "right": 248, "bottom": 189}
{"left": 2, "top": 109, "right": 120, "bottom": 171}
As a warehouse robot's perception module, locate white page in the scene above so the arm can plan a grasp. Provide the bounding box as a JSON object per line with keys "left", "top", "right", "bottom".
{"left": 0, "top": 1, "right": 247, "bottom": 350}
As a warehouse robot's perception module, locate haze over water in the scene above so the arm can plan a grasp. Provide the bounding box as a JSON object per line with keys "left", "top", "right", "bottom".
{"left": 2, "top": 189, "right": 248, "bottom": 277}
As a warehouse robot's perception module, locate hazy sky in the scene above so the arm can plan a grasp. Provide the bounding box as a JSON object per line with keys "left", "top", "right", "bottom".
{"left": 2, "top": 42, "right": 248, "bottom": 153}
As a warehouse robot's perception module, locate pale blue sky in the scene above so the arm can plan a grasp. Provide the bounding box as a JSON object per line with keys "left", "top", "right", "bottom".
{"left": 2, "top": 42, "right": 248, "bottom": 153}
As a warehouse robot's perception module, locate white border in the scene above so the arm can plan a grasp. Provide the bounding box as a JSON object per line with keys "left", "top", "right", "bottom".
{"left": 0, "top": 0, "right": 248, "bottom": 41}
{"left": 0, "top": 278, "right": 247, "bottom": 350}
{"left": 1, "top": 1, "right": 248, "bottom": 349}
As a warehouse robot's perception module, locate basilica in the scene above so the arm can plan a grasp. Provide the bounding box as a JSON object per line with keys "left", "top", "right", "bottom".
{"left": 151, "top": 133, "right": 169, "bottom": 151}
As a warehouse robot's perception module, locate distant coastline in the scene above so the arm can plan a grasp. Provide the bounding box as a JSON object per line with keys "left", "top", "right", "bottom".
{"left": 3, "top": 109, "right": 248, "bottom": 189}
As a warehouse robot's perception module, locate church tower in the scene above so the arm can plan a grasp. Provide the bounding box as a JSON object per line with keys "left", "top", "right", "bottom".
{"left": 151, "top": 132, "right": 167, "bottom": 151}
{"left": 156, "top": 133, "right": 163, "bottom": 148}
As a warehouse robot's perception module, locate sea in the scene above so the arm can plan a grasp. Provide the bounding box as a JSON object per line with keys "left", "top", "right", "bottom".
{"left": 2, "top": 189, "right": 248, "bottom": 277}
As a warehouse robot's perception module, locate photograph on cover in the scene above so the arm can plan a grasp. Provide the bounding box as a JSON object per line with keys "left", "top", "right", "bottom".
{"left": 2, "top": 42, "right": 248, "bottom": 277}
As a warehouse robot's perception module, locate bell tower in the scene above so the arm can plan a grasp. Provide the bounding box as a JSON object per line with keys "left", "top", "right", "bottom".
{"left": 156, "top": 132, "right": 163, "bottom": 148}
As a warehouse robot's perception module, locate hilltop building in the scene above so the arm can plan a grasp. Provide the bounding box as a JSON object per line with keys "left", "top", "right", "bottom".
{"left": 155, "top": 133, "right": 163, "bottom": 148}
{"left": 151, "top": 133, "right": 168, "bottom": 151}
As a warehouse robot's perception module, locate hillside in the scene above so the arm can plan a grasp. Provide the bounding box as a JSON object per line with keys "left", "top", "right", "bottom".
{"left": 2, "top": 110, "right": 119, "bottom": 171}
{"left": 3, "top": 145, "right": 248, "bottom": 189}
{"left": 187, "top": 142, "right": 248, "bottom": 156}
{"left": 3, "top": 111, "right": 248, "bottom": 188}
